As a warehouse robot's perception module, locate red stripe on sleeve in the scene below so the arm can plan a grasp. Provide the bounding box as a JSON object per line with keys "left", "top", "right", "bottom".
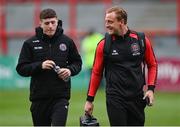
{"left": 144, "top": 37, "right": 158, "bottom": 85}
{"left": 87, "top": 40, "right": 105, "bottom": 97}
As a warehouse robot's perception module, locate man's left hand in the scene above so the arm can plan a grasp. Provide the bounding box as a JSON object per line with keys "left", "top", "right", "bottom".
{"left": 57, "top": 68, "right": 71, "bottom": 81}
{"left": 143, "top": 90, "right": 154, "bottom": 106}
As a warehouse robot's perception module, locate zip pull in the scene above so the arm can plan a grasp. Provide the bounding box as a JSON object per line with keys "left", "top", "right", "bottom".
{"left": 49, "top": 44, "right": 52, "bottom": 48}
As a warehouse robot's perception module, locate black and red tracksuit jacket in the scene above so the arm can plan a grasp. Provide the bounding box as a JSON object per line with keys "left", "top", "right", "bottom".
{"left": 87, "top": 30, "right": 158, "bottom": 102}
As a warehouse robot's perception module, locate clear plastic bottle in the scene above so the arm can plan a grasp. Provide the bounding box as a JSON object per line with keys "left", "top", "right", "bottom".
{"left": 54, "top": 65, "right": 69, "bottom": 82}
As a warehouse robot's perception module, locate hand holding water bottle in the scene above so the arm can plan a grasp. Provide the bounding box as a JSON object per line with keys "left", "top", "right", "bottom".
{"left": 53, "top": 65, "right": 71, "bottom": 82}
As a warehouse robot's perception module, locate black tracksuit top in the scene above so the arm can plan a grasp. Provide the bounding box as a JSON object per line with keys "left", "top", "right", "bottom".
{"left": 16, "top": 26, "right": 82, "bottom": 101}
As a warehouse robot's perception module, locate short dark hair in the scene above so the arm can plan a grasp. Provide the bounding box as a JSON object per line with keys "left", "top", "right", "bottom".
{"left": 40, "top": 8, "right": 57, "bottom": 20}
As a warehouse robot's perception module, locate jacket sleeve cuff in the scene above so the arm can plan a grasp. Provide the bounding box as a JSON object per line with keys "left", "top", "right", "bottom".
{"left": 86, "top": 96, "right": 94, "bottom": 102}
{"left": 31, "top": 61, "right": 43, "bottom": 75}
{"left": 148, "top": 85, "right": 155, "bottom": 92}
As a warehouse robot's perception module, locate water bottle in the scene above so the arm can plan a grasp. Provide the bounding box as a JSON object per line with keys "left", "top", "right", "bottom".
{"left": 53, "top": 65, "right": 69, "bottom": 82}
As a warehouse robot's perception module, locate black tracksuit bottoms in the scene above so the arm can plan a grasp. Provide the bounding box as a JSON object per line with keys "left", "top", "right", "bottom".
{"left": 30, "top": 98, "right": 69, "bottom": 126}
{"left": 106, "top": 96, "right": 146, "bottom": 126}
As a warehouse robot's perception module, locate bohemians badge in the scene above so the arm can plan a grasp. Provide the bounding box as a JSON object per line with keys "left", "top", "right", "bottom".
{"left": 59, "top": 43, "right": 67, "bottom": 51}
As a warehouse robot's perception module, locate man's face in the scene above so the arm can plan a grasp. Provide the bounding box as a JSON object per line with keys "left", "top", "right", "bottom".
{"left": 105, "top": 12, "right": 122, "bottom": 35}
{"left": 40, "top": 17, "right": 58, "bottom": 37}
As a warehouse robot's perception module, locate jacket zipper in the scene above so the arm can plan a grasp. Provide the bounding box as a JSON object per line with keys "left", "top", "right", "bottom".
{"left": 49, "top": 43, "right": 52, "bottom": 58}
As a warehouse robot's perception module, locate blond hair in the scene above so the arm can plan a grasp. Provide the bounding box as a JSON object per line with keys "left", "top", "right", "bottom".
{"left": 106, "top": 6, "right": 127, "bottom": 24}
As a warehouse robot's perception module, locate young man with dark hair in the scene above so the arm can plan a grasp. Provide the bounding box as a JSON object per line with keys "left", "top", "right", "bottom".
{"left": 16, "top": 8, "right": 82, "bottom": 126}
{"left": 84, "top": 6, "right": 158, "bottom": 126}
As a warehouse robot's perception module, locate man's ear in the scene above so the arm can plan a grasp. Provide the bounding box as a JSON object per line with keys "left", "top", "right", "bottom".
{"left": 120, "top": 19, "right": 125, "bottom": 25}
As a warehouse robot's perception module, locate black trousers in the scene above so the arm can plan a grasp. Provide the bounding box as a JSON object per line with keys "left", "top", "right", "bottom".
{"left": 106, "top": 96, "right": 146, "bottom": 126}
{"left": 30, "top": 98, "right": 69, "bottom": 126}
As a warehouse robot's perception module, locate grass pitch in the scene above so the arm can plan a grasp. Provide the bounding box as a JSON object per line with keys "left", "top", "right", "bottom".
{"left": 0, "top": 89, "right": 180, "bottom": 126}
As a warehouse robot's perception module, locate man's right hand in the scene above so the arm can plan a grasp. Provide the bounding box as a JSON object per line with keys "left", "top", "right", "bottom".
{"left": 42, "top": 60, "right": 55, "bottom": 70}
{"left": 84, "top": 101, "right": 94, "bottom": 115}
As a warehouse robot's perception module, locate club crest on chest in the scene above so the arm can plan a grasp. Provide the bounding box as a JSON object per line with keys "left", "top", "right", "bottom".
{"left": 131, "top": 43, "right": 140, "bottom": 56}
{"left": 59, "top": 43, "right": 67, "bottom": 51}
